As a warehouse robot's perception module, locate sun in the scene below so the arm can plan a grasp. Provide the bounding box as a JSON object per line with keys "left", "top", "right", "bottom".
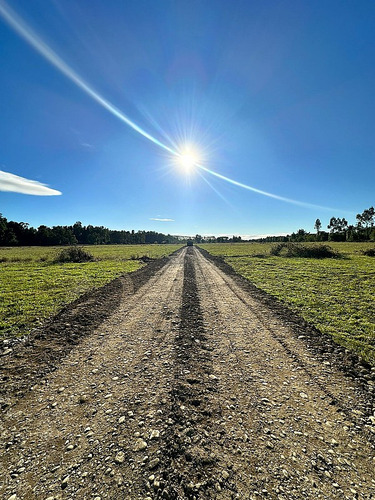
{"left": 176, "top": 146, "right": 201, "bottom": 174}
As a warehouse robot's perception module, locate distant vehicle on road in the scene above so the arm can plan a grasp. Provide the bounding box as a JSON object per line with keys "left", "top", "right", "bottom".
{"left": 186, "top": 239, "right": 193, "bottom": 246}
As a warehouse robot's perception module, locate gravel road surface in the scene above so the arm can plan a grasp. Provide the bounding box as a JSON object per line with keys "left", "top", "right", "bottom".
{"left": 1, "top": 247, "right": 374, "bottom": 499}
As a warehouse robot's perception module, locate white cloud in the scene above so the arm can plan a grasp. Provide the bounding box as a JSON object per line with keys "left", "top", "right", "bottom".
{"left": 0, "top": 170, "right": 62, "bottom": 196}
{"left": 150, "top": 218, "right": 174, "bottom": 222}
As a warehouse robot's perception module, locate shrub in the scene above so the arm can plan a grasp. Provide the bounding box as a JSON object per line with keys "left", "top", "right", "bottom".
{"left": 270, "top": 243, "right": 286, "bottom": 256}
{"left": 54, "top": 247, "right": 94, "bottom": 263}
{"left": 270, "top": 243, "right": 339, "bottom": 259}
{"left": 363, "top": 248, "right": 375, "bottom": 257}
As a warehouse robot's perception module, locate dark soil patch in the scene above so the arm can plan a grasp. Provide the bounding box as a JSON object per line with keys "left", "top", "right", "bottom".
{"left": 156, "top": 247, "right": 229, "bottom": 499}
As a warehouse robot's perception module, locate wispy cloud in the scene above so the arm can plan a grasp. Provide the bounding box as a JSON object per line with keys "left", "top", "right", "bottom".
{"left": 150, "top": 217, "right": 174, "bottom": 222}
{"left": 80, "top": 142, "right": 95, "bottom": 150}
{"left": 0, "top": 170, "right": 62, "bottom": 196}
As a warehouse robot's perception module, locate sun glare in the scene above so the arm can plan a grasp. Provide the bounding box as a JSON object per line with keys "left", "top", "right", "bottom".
{"left": 176, "top": 147, "right": 200, "bottom": 174}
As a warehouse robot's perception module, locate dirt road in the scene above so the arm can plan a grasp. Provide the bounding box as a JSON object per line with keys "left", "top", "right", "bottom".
{"left": 1, "top": 247, "right": 374, "bottom": 499}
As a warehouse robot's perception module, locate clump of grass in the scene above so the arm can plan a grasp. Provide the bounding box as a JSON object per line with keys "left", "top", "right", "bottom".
{"left": 270, "top": 243, "right": 339, "bottom": 259}
{"left": 54, "top": 247, "right": 95, "bottom": 263}
{"left": 0, "top": 257, "right": 33, "bottom": 263}
{"left": 362, "top": 248, "right": 375, "bottom": 257}
{"left": 130, "top": 254, "right": 154, "bottom": 262}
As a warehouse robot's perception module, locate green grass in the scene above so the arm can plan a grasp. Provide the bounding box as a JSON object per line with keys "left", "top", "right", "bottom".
{"left": 200, "top": 242, "right": 375, "bottom": 365}
{"left": 0, "top": 244, "right": 183, "bottom": 338}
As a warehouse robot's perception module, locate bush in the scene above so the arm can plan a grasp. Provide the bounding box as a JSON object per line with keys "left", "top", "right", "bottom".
{"left": 363, "top": 248, "right": 375, "bottom": 257}
{"left": 270, "top": 243, "right": 286, "bottom": 256}
{"left": 54, "top": 247, "right": 94, "bottom": 263}
{"left": 270, "top": 243, "right": 339, "bottom": 259}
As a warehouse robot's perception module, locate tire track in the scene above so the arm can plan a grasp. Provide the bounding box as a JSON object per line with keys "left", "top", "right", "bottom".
{"left": 193, "top": 247, "right": 375, "bottom": 499}
{"left": 195, "top": 249, "right": 374, "bottom": 436}
{"left": 0, "top": 250, "right": 186, "bottom": 499}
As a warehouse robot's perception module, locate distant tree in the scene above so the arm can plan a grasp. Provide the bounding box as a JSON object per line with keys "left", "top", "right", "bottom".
{"left": 356, "top": 206, "right": 375, "bottom": 240}
{"left": 290, "top": 229, "right": 308, "bottom": 242}
{"left": 232, "top": 235, "right": 242, "bottom": 243}
{"left": 0, "top": 214, "right": 8, "bottom": 245}
{"left": 194, "top": 234, "right": 203, "bottom": 243}
{"left": 327, "top": 217, "right": 348, "bottom": 241}
{"left": 314, "top": 218, "right": 322, "bottom": 235}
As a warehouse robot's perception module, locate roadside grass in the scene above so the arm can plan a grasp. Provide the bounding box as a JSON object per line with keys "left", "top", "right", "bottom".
{"left": 0, "top": 244, "right": 183, "bottom": 338}
{"left": 200, "top": 242, "right": 375, "bottom": 365}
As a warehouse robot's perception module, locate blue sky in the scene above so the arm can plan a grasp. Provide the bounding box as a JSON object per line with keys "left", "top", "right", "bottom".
{"left": 1, "top": 0, "right": 374, "bottom": 237}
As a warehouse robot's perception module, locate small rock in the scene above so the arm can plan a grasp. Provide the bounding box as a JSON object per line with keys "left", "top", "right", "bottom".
{"left": 115, "top": 451, "right": 125, "bottom": 464}
{"left": 222, "top": 470, "right": 230, "bottom": 480}
{"left": 300, "top": 392, "right": 308, "bottom": 399}
{"left": 133, "top": 438, "right": 147, "bottom": 452}
{"left": 58, "top": 387, "right": 65, "bottom": 393}
{"left": 61, "top": 476, "right": 69, "bottom": 488}
{"left": 7, "top": 495, "right": 17, "bottom": 500}
{"left": 149, "top": 458, "right": 160, "bottom": 469}
{"left": 118, "top": 416, "right": 126, "bottom": 424}
{"left": 153, "top": 480, "right": 160, "bottom": 489}
{"left": 150, "top": 429, "right": 160, "bottom": 440}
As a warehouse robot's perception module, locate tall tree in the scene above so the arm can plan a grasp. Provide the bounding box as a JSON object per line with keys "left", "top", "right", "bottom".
{"left": 356, "top": 206, "right": 375, "bottom": 239}
{"left": 314, "top": 219, "right": 322, "bottom": 240}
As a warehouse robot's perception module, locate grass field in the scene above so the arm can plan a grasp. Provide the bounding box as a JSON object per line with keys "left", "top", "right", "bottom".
{"left": 200, "top": 242, "right": 375, "bottom": 365}
{"left": 0, "top": 244, "right": 183, "bottom": 338}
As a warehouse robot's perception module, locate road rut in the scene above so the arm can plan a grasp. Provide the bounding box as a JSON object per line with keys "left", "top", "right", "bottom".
{"left": 1, "top": 247, "right": 374, "bottom": 499}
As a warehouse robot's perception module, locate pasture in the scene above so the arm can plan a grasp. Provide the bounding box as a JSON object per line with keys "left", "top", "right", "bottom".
{"left": 200, "top": 242, "right": 375, "bottom": 364}
{"left": 0, "top": 244, "right": 183, "bottom": 338}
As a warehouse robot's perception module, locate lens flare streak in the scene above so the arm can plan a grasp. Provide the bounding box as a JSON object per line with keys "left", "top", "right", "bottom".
{"left": 0, "top": 1, "right": 174, "bottom": 155}
{"left": 0, "top": 0, "right": 352, "bottom": 213}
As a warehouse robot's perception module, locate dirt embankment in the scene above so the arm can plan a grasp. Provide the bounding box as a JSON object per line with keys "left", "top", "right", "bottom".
{"left": 1, "top": 247, "right": 374, "bottom": 500}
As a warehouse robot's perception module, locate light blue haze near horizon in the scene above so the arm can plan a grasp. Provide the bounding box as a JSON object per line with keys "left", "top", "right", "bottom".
{"left": 0, "top": 0, "right": 374, "bottom": 237}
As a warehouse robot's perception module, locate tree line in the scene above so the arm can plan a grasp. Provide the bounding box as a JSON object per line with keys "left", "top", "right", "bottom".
{"left": 253, "top": 206, "right": 375, "bottom": 243}
{"left": 1, "top": 205, "right": 373, "bottom": 246}
{"left": 0, "top": 216, "right": 181, "bottom": 246}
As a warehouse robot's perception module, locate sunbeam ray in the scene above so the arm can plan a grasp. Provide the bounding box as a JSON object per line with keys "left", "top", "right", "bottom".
{"left": 196, "top": 169, "right": 233, "bottom": 207}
